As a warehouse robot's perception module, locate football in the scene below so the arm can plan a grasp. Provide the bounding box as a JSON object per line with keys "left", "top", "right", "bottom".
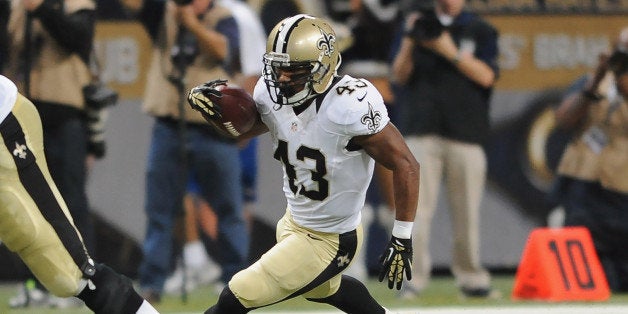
{"left": 207, "top": 85, "right": 258, "bottom": 138}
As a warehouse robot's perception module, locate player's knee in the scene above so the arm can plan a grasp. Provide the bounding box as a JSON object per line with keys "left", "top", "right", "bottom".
{"left": 229, "top": 269, "right": 271, "bottom": 307}
{"left": 77, "top": 263, "right": 143, "bottom": 314}
{"left": 230, "top": 270, "right": 259, "bottom": 301}
{"left": 46, "top": 279, "right": 82, "bottom": 298}
{"left": 0, "top": 188, "right": 39, "bottom": 251}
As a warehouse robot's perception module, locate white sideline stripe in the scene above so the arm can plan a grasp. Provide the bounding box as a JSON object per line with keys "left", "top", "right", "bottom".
{"left": 178, "top": 304, "right": 628, "bottom": 314}
{"left": 394, "top": 305, "right": 628, "bottom": 313}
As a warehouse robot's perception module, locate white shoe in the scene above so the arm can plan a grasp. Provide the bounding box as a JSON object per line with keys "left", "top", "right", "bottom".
{"left": 398, "top": 283, "right": 422, "bottom": 300}
{"left": 164, "top": 266, "right": 185, "bottom": 294}
{"left": 8, "top": 283, "right": 49, "bottom": 308}
{"left": 195, "top": 258, "right": 222, "bottom": 286}
{"left": 213, "top": 281, "right": 226, "bottom": 295}
{"left": 48, "top": 296, "right": 85, "bottom": 309}
{"left": 164, "top": 261, "right": 221, "bottom": 295}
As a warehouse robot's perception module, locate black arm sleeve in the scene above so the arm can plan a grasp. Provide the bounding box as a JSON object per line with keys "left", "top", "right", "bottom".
{"left": 30, "top": 0, "right": 95, "bottom": 62}
{"left": 138, "top": 0, "right": 167, "bottom": 43}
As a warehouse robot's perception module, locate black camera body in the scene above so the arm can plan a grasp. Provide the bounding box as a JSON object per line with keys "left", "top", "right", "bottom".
{"left": 609, "top": 49, "right": 628, "bottom": 75}
{"left": 406, "top": 8, "right": 445, "bottom": 41}
{"left": 83, "top": 82, "right": 119, "bottom": 109}
{"left": 171, "top": 27, "right": 199, "bottom": 73}
{"left": 406, "top": 8, "right": 444, "bottom": 41}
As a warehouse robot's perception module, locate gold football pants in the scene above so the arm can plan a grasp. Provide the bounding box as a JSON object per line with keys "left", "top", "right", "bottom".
{"left": 0, "top": 94, "right": 90, "bottom": 297}
{"left": 229, "top": 209, "right": 363, "bottom": 309}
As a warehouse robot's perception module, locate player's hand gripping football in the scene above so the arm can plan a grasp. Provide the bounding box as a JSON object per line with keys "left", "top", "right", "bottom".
{"left": 378, "top": 236, "right": 413, "bottom": 290}
{"left": 187, "top": 79, "right": 227, "bottom": 121}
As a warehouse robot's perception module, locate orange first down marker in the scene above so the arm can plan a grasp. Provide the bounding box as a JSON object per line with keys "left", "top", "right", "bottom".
{"left": 512, "top": 226, "right": 610, "bottom": 301}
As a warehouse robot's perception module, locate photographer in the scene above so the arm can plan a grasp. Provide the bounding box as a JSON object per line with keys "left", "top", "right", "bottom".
{"left": 119, "top": 0, "right": 248, "bottom": 303}
{"left": 390, "top": 0, "right": 499, "bottom": 298}
{"left": 3, "top": 0, "right": 102, "bottom": 307}
{"left": 552, "top": 27, "right": 628, "bottom": 293}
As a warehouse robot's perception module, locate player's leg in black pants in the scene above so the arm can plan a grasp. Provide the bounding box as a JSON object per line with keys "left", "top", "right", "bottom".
{"left": 206, "top": 276, "right": 386, "bottom": 314}
{"left": 78, "top": 263, "right": 144, "bottom": 314}
{"left": 205, "top": 286, "right": 250, "bottom": 314}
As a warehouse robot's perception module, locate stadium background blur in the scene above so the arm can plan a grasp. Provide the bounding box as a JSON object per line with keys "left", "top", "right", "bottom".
{"left": 1, "top": 0, "right": 626, "bottom": 283}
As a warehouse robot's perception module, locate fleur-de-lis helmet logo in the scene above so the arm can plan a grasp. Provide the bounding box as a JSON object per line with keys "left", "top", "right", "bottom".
{"left": 317, "top": 27, "right": 336, "bottom": 57}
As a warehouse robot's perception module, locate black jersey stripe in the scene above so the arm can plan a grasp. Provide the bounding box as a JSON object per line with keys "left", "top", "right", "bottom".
{"left": 291, "top": 229, "right": 358, "bottom": 301}
{"left": 0, "top": 113, "right": 90, "bottom": 273}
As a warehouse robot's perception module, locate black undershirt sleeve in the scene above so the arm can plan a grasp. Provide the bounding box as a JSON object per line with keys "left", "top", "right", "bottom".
{"left": 31, "top": 0, "right": 95, "bottom": 62}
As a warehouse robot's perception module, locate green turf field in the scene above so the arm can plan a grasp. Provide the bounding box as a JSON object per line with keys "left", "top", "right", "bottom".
{"left": 1, "top": 275, "right": 627, "bottom": 313}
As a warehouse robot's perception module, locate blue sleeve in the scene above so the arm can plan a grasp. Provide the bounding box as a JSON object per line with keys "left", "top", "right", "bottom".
{"left": 216, "top": 17, "right": 240, "bottom": 74}
{"left": 388, "top": 20, "right": 405, "bottom": 64}
{"left": 475, "top": 23, "right": 499, "bottom": 79}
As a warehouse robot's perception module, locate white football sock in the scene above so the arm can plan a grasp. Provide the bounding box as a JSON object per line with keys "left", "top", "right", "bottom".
{"left": 136, "top": 300, "right": 160, "bottom": 313}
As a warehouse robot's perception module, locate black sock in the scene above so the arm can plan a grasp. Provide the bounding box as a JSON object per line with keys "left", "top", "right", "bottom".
{"left": 205, "top": 286, "right": 249, "bottom": 314}
{"left": 307, "top": 275, "right": 385, "bottom": 314}
{"left": 77, "top": 263, "right": 143, "bottom": 314}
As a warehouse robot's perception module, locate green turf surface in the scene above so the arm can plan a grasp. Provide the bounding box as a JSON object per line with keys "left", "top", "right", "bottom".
{"left": 1, "top": 275, "right": 627, "bottom": 313}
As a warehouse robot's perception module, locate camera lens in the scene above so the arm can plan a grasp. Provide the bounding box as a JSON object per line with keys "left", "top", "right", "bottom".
{"left": 609, "top": 50, "right": 628, "bottom": 75}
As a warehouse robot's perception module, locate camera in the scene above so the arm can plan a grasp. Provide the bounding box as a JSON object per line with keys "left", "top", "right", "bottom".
{"left": 608, "top": 49, "right": 628, "bottom": 75}
{"left": 405, "top": 8, "right": 444, "bottom": 41}
{"left": 171, "top": 28, "right": 199, "bottom": 71}
{"left": 83, "top": 82, "right": 118, "bottom": 109}
{"left": 172, "top": 0, "right": 193, "bottom": 5}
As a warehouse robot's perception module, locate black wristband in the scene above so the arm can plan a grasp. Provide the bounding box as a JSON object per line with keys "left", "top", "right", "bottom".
{"left": 582, "top": 90, "right": 602, "bottom": 101}
{"left": 87, "top": 141, "right": 106, "bottom": 159}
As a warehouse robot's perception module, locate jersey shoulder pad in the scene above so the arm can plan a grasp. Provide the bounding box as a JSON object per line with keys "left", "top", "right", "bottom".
{"left": 252, "top": 77, "right": 272, "bottom": 115}
{"left": 324, "top": 76, "right": 389, "bottom": 136}
{"left": 0, "top": 75, "right": 17, "bottom": 112}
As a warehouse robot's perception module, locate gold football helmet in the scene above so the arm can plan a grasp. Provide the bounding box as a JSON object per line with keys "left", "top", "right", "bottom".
{"left": 263, "top": 14, "right": 341, "bottom": 106}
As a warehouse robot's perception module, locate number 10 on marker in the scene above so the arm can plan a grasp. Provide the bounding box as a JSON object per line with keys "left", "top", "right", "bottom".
{"left": 548, "top": 239, "right": 595, "bottom": 291}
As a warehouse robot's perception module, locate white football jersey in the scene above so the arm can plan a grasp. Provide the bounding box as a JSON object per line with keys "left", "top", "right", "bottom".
{"left": 0, "top": 75, "right": 18, "bottom": 124}
{"left": 254, "top": 75, "right": 390, "bottom": 233}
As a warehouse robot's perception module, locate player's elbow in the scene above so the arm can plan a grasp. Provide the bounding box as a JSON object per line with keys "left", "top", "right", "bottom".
{"left": 409, "top": 158, "right": 421, "bottom": 181}
{"left": 397, "top": 154, "right": 420, "bottom": 181}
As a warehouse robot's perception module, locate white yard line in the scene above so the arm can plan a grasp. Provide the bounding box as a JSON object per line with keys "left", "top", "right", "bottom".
{"left": 177, "top": 304, "right": 628, "bottom": 314}
{"left": 261, "top": 304, "right": 628, "bottom": 314}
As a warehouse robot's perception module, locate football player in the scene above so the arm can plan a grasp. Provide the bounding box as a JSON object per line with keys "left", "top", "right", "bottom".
{"left": 188, "top": 14, "right": 420, "bottom": 314}
{"left": 0, "top": 74, "right": 159, "bottom": 314}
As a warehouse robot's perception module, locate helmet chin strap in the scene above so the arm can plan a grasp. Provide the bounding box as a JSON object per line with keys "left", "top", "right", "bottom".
{"left": 274, "top": 88, "right": 316, "bottom": 111}
{"left": 289, "top": 88, "right": 316, "bottom": 105}
{"left": 277, "top": 83, "right": 316, "bottom": 107}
